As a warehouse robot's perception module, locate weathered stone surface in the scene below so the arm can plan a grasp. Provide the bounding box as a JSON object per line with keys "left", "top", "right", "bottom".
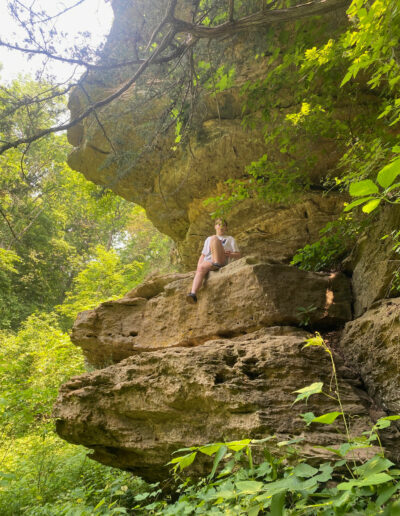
{"left": 72, "top": 258, "right": 352, "bottom": 367}
{"left": 55, "top": 327, "right": 377, "bottom": 482}
{"left": 339, "top": 298, "right": 400, "bottom": 414}
{"left": 350, "top": 205, "right": 400, "bottom": 317}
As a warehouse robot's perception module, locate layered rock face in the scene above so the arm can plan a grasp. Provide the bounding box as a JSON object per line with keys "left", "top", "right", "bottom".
{"left": 339, "top": 299, "right": 400, "bottom": 414}
{"left": 71, "top": 258, "right": 351, "bottom": 367}
{"left": 350, "top": 205, "right": 400, "bottom": 317}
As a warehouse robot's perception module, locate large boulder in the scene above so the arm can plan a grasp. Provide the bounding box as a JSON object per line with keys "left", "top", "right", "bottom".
{"left": 350, "top": 205, "right": 400, "bottom": 317}
{"left": 54, "top": 327, "right": 378, "bottom": 482}
{"left": 72, "top": 258, "right": 352, "bottom": 367}
{"left": 339, "top": 298, "right": 400, "bottom": 414}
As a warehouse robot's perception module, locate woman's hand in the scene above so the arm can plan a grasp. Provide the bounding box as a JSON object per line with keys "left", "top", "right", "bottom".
{"left": 225, "top": 250, "right": 240, "bottom": 259}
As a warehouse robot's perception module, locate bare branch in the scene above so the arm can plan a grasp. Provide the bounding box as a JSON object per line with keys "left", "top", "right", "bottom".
{"left": 79, "top": 84, "right": 116, "bottom": 154}
{"left": 145, "top": 0, "right": 178, "bottom": 51}
{"left": 0, "top": 28, "right": 177, "bottom": 154}
{"left": 0, "top": 204, "right": 19, "bottom": 242}
{"left": 30, "top": 0, "right": 87, "bottom": 25}
{"left": 0, "top": 37, "right": 191, "bottom": 70}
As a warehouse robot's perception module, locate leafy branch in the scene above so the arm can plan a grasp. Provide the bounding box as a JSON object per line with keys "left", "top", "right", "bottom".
{"left": 344, "top": 156, "right": 400, "bottom": 214}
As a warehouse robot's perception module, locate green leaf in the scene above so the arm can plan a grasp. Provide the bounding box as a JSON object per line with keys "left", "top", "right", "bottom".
{"left": 292, "top": 382, "right": 323, "bottom": 405}
{"left": 377, "top": 415, "right": 400, "bottom": 425}
{"left": 340, "top": 71, "right": 352, "bottom": 87}
{"left": 314, "top": 463, "right": 334, "bottom": 482}
{"left": 217, "top": 458, "right": 236, "bottom": 478}
{"left": 387, "top": 499, "right": 400, "bottom": 516}
{"left": 226, "top": 439, "right": 252, "bottom": 451}
{"left": 303, "top": 334, "right": 324, "bottom": 348}
{"left": 362, "top": 198, "right": 381, "bottom": 213}
{"left": 337, "top": 472, "right": 393, "bottom": 490}
{"left": 311, "top": 412, "right": 343, "bottom": 425}
{"left": 179, "top": 451, "right": 197, "bottom": 470}
{"left": 349, "top": 179, "right": 379, "bottom": 197}
{"left": 93, "top": 498, "right": 106, "bottom": 510}
{"left": 293, "top": 463, "right": 318, "bottom": 478}
{"left": 271, "top": 491, "right": 286, "bottom": 516}
{"left": 355, "top": 456, "right": 394, "bottom": 477}
{"left": 301, "top": 412, "right": 316, "bottom": 425}
{"left": 209, "top": 445, "right": 228, "bottom": 479}
{"left": 198, "top": 443, "right": 224, "bottom": 456}
{"left": 376, "top": 484, "right": 400, "bottom": 506}
{"left": 344, "top": 196, "right": 375, "bottom": 212}
{"left": 236, "top": 480, "right": 264, "bottom": 494}
{"left": 377, "top": 158, "right": 400, "bottom": 188}
{"left": 373, "top": 415, "right": 400, "bottom": 431}
{"left": 168, "top": 452, "right": 197, "bottom": 471}
{"left": 248, "top": 505, "right": 261, "bottom": 516}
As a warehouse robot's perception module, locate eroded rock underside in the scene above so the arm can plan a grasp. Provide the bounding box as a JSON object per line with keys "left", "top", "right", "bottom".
{"left": 65, "top": 0, "right": 357, "bottom": 269}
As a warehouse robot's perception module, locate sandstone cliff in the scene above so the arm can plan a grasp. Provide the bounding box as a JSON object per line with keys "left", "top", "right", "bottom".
{"left": 54, "top": 0, "right": 400, "bottom": 483}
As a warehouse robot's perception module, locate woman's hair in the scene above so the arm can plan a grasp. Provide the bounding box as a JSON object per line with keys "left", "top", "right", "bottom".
{"left": 215, "top": 218, "right": 228, "bottom": 226}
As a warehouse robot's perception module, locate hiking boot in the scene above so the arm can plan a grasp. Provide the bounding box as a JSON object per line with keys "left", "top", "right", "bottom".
{"left": 186, "top": 292, "right": 197, "bottom": 304}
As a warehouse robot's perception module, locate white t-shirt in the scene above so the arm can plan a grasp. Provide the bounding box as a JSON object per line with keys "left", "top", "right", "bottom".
{"left": 202, "top": 235, "right": 240, "bottom": 263}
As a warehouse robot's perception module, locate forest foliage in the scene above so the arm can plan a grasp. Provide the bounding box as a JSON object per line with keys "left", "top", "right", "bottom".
{"left": 0, "top": 0, "right": 400, "bottom": 514}
{"left": 0, "top": 78, "right": 176, "bottom": 514}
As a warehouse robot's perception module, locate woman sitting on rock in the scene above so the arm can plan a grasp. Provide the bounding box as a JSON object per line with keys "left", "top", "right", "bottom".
{"left": 186, "top": 218, "right": 241, "bottom": 304}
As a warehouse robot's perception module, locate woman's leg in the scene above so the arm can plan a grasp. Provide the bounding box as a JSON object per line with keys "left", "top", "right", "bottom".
{"left": 191, "top": 260, "right": 214, "bottom": 294}
{"left": 210, "top": 235, "right": 226, "bottom": 265}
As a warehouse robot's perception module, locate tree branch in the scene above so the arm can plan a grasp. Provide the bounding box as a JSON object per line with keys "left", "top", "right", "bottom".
{"left": 0, "top": 28, "right": 177, "bottom": 154}
{"left": 0, "top": 0, "right": 350, "bottom": 155}
{"left": 172, "top": 0, "right": 350, "bottom": 38}
{"left": 0, "top": 38, "right": 190, "bottom": 70}
{"left": 0, "top": 204, "right": 18, "bottom": 242}
{"left": 228, "top": 0, "right": 235, "bottom": 22}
